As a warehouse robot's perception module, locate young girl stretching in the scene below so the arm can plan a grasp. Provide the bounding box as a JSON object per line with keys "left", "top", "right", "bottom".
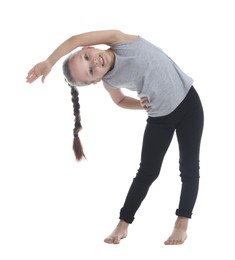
{"left": 26, "top": 30, "right": 204, "bottom": 245}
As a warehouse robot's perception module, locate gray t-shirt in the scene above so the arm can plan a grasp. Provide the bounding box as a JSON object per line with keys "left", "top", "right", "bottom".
{"left": 103, "top": 36, "right": 193, "bottom": 117}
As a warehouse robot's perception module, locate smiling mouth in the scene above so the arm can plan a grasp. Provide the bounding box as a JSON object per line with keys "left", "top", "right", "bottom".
{"left": 99, "top": 55, "right": 104, "bottom": 66}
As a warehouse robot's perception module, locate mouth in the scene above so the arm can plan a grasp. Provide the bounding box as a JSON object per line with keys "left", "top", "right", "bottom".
{"left": 99, "top": 55, "right": 105, "bottom": 67}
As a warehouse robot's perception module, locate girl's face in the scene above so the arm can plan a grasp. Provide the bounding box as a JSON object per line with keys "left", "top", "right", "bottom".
{"left": 69, "top": 47, "right": 115, "bottom": 86}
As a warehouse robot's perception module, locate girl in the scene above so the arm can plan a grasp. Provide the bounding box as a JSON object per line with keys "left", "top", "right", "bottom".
{"left": 26, "top": 30, "right": 204, "bottom": 245}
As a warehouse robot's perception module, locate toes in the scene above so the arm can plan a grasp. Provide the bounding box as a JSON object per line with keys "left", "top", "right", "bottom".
{"left": 113, "top": 238, "right": 120, "bottom": 244}
{"left": 164, "top": 238, "right": 184, "bottom": 245}
{"left": 104, "top": 236, "right": 120, "bottom": 244}
{"left": 104, "top": 237, "right": 113, "bottom": 244}
{"left": 164, "top": 239, "right": 173, "bottom": 245}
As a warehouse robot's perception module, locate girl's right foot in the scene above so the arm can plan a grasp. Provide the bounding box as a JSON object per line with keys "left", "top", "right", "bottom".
{"left": 104, "top": 220, "right": 129, "bottom": 244}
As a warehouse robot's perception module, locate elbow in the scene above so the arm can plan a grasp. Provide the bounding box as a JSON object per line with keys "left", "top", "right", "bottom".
{"left": 116, "top": 96, "right": 126, "bottom": 107}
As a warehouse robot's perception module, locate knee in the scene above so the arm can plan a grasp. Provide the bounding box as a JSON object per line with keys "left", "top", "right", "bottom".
{"left": 179, "top": 160, "right": 200, "bottom": 181}
{"left": 135, "top": 162, "right": 161, "bottom": 184}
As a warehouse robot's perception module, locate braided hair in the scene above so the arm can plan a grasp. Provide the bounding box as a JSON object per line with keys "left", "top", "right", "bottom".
{"left": 70, "top": 86, "right": 86, "bottom": 160}
{"left": 63, "top": 55, "right": 86, "bottom": 161}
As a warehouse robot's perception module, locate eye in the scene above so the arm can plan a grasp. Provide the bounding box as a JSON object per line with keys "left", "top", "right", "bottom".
{"left": 84, "top": 54, "right": 89, "bottom": 61}
{"left": 89, "top": 67, "right": 93, "bottom": 75}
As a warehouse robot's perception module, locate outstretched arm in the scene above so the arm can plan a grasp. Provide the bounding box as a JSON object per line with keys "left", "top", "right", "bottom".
{"left": 26, "top": 30, "right": 137, "bottom": 84}
{"left": 103, "top": 83, "right": 148, "bottom": 110}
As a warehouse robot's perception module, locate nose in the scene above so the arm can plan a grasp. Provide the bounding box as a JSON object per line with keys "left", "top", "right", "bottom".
{"left": 92, "top": 57, "right": 99, "bottom": 67}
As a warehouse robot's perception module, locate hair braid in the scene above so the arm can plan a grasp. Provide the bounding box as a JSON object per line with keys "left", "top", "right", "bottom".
{"left": 70, "top": 86, "right": 86, "bottom": 161}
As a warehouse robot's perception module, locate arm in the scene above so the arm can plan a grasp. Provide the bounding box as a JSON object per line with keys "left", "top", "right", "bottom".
{"left": 26, "top": 30, "right": 137, "bottom": 84}
{"left": 103, "top": 83, "right": 145, "bottom": 110}
{"left": 46, "top": 30, "right": 136, "bottom": 66}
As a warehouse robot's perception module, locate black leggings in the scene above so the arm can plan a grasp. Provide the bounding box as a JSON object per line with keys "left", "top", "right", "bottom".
{"left": 120, "top": 86, "right": 204, "bottom": 223}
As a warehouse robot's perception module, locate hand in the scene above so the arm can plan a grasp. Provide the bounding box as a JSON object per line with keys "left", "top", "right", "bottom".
{"left": 140, "top": 96, "right": 150, "bottom": 110}
{"left": 26, "top": 60, "right": 52, "bottom": 84}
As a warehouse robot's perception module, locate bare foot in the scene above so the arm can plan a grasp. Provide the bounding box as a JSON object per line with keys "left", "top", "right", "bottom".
{"left": 164, "top": 217, "right": 188, "bottom": 245}
{"left": 104, "top": 220, "right": 129, "bottom": 244}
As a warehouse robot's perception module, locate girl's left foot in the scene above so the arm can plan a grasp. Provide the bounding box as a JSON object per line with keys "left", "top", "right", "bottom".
{"left": 164, "top": 217, "right": 188, "bottom": 245}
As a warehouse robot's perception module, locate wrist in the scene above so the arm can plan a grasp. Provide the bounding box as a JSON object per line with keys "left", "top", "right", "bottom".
{"left": 45, "top": 59, "right": 53, "bottom": 68}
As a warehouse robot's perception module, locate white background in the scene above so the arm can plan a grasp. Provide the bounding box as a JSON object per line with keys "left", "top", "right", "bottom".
{"left": 0, "top": 0, "right": 234, "bottom": 259}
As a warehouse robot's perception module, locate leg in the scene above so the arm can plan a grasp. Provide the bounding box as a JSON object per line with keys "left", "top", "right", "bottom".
{"left": 120, "top": 120, "right": 175, "bottom": 223}
{"left": 176, "top": 100, "right": 204, "bottom": 218}
{"left": 104, "top": 119, "right": 175, "bottom": 244}
{"left": 165, "top": 90, "right": 204, "bottom": 245}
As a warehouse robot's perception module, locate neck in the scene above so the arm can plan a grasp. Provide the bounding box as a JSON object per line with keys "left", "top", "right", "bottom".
{"left": 107, "top": 49, "right": 115, "bottom": 71}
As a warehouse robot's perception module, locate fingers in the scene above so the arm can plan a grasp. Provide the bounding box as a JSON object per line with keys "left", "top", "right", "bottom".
{"left": 26, "top": 74, "right": 37, "bottom": 83}
{"left": 140, "top": 97, "right": 150, "bottom": 110}
{"left": 26, "top": 64, "right": 41, "bottom": 83}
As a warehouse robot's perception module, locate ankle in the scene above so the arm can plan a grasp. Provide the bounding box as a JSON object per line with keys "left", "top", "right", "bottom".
{"left": 175, "top": 217, "right": 189, "bottom": 229}
{"left": 118, "top": 219, "right": 129, "bottom": 228}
